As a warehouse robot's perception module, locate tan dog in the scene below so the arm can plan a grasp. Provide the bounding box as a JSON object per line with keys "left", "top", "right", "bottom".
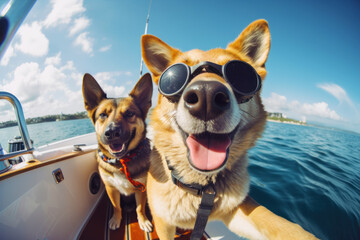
{"left": 141, "top": 20, "right": 317, "bottom": 239}
{"left": 82, "top": 73, "right": 153, "bottom": 232}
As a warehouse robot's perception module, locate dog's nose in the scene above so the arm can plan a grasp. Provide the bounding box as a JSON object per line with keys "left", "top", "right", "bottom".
{"left": 183, "top": 81, "right": 231, "bottom": 121}
{"left": 104, "top": 123, "right": 123, "bottom": 140}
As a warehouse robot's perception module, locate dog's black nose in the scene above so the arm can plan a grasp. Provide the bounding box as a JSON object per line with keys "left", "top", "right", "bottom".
{"left": 104, "top": 123, "right": 123, "bottom": 140}
{"left": 183, "top": 81, "right": 231, "bottom": 121}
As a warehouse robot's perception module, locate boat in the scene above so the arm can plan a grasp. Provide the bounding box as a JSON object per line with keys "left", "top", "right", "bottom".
{"left": 0, "top": 1, "right": 239, "bottom": 239}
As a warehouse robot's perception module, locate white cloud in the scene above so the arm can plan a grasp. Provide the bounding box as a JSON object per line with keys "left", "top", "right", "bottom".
{"left": 1, "top": 62, "right": 133, "bottom": 122}
{"left": 94, "top": 72, "right": 117, "bottom": 84}
{"left": 1, "top": 44, "right": 15, "bottom": 66}
{"left": 263, "top": 92, "right": 342, "bottom": 121}
{"left": 69, "top": 17, "right": 90, "bottom": 36}
{"left": 93, "top": 71, "right": 128, "bottom": 97}
{"left": 99, "top": 44, "right": 112, "bottom": 52}
{"left": 41, "top": 64, "right": 67, "bottom": 87}
{"left": 43, "top": 0, "right": 86, "bottom": 28}
{"left": 45, "top": 52, "right": 62, "bottom": 66}
{"left": 262, "top": 92, "right": 290, "bottom": 112}
{"left": 72, "top": 72, "right": 84, "bottom": 86}
{"left": 3, "top": 62, "right": 44, "bottom": 103}
{"left": 14, "top": 21, "right": 49, "bottom": 57}
{"left": 60, "top": 60, "right": 76, "bottom": 72}
{"left": 301, "top": 102, "right": 341, "bottom": 120}
{"left": 93, "top": 71, "right": 131, "bottom": 84}
{"left": 2, "top": 62, "right": 67, "bottom": 103}
{"left": 2, "top": 0, "right": 93, "bottom": 68}
{"left": 74, "top": 32, "right": 93, "bottom": 54}
{"left": 105, "top": 86, "right": 126, "bottom": 98}
{"left": 1, "top": 60, "right": 84, "bottom": 121}
{"left": 318, "top": 83, "right": 353, "bottom": 106}
{"left": 90, "top": 71, "right": 134, "bottom": 98}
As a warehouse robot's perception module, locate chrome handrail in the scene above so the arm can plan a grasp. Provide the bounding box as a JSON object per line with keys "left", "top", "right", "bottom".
{"left": 0, "top": 0, "right": 37, "bottom": 58}
{"left": 0, "top": 91, "right": 34, "bottom": 162}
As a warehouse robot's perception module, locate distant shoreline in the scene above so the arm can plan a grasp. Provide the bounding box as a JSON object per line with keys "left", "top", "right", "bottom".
{"left": 267, "top": 119, "right": 307, "bottom": 126}
{"left": 0, "top": 112, "right": 88, "bottom": 129}
{"left": 267, "top": 118, "right": 360, "bottom": 135}
{"left": 266, "top": 116, "right": 306, "bottom": 126}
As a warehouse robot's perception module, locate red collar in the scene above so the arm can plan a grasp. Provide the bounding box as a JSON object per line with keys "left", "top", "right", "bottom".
{"left": 97, "top": 141, "right": 146, "bottom": 192}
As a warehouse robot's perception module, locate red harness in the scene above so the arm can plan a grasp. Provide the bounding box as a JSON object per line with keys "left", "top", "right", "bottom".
{"left": 100, "top": 149, "right": 146, "bottom": 192}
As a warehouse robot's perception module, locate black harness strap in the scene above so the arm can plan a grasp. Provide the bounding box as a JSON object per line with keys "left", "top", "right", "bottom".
{"left": 169, "top": 165, "right": 217, "bottom": 240}
{"left": 190, "top": 184, "right": 216, "bottom": 240}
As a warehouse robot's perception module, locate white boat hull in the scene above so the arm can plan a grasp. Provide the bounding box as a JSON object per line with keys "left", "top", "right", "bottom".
{"left": 0, "top": 133, "right": 104, "bottom": 240}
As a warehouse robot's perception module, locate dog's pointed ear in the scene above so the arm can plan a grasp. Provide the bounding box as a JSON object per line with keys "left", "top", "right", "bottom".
{"left": 141, "top": 35, "right": 180, "bottom": 83}
{"left": 130, "top": 73, "right": 153, "bottom": 119}
{"left": 227, "top": 19, "right": 271, "bottom": 67}
{"left": 82, "top": 73, "right": 106, "bottom": 111}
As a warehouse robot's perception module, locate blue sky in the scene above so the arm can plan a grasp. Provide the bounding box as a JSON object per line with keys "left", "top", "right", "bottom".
{"left": 1, "top": 0, "right": 359, "bottom": 133}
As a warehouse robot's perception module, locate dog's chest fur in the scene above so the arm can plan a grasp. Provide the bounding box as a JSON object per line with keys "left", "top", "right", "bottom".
{"left": 101, "top": 170, "right": 146, "bottom": 196}
{"left": 147, "top": 148, "right": 250, "bottom": 228}
{"left": 97, "top": 139, "right": 150, "bottom": 195}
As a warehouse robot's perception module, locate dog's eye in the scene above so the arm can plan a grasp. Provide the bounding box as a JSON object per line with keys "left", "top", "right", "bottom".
{"left": 99, "top": 113, "right": 107, "bottom": 119}
{"left": 125, "top": 110, "right": 135, "bottom": 118}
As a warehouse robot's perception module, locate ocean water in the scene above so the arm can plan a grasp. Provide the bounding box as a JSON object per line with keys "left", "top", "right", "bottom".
{"left": 1, "top": 119, "right": 359, "bottom": 239}
{"left": 248, "top": 122, "right": 360, "bottom": 240}
{"left": 0, "top": 118, "right": 94, "bottom": 149}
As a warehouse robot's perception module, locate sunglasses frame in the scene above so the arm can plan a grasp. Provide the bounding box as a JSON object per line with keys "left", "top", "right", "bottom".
{"left": 158, "top": 60, "right": 262, "bottom": 102}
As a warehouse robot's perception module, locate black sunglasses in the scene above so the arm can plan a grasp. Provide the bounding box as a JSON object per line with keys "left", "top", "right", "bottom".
{"left": 158, "top": 60, "right": 262, "bottom": 103}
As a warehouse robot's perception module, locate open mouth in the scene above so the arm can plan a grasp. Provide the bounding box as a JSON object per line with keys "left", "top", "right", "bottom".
{"left": 108, "top": 128, "right": 136, "bottom": 158}
{"left": 109, "top": 143, "right": 127, "bottom": 155}
{"left": 185, "top": 131, "right": 233, "bottom": 172}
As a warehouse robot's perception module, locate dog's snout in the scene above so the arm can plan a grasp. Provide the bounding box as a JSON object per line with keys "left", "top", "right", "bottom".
{"left": 183, "top": 81, "right": 231, "bottom": 121}
{"left": 104, "top": 123, "right": 123, "bottom": 140}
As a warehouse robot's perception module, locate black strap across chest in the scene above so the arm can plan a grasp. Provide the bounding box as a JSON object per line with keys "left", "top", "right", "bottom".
{"left": 190, "top": 184, "right": 216, "bottom": 240}
{"left": 168, "top": 162, "right": 217, "bottom": 240}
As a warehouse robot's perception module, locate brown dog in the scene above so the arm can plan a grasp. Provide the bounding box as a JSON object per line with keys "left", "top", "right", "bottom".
{"left": 82, "top": 73, "right": 153, "bottom": 232}
{"left": 141, "top": 20, "right": 317, "bottom": 239}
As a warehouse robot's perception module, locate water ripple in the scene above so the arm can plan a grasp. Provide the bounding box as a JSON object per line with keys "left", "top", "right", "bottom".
{"left": 249, "top": 122, "right": 360, "bottom": 240}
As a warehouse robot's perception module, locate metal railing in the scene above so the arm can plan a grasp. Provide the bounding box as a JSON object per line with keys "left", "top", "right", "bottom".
{"left": 1, "top": 0, "right": 37, "bottom": 58}
{"left": 0, "top": 92, "right": 34, "bottom": 162}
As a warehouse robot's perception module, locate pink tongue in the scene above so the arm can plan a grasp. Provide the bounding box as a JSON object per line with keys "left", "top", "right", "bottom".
{"left": 186, "top": 134, "right": 231, "bottom": 171}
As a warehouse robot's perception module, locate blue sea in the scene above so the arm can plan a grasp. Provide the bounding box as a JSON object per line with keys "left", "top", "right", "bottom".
{"left": 1, "top": 119, "right": 359, "bottom": 239}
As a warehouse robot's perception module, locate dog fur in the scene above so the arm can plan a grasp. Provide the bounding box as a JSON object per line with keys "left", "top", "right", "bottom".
{"left": 141, "top": 19, "right": 318, "bottom": 239}
{"left": 82, "top": 73, "right": 153, "bottom": 232}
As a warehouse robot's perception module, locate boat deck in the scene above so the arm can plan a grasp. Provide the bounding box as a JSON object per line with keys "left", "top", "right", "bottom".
{"left": 79, "top": 193, "right": 208, "bottom": 240}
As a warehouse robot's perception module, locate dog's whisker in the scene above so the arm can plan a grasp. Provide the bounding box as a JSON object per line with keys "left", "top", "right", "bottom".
{"left": 241, "top": 108, "right": 256, "bottom": 119}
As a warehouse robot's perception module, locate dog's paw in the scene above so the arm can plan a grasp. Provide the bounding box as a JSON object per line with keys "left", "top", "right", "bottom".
{"left": 109, "top": 214, "right": 122, "bottom": 230}
{"left": 139, "top": 218, "right": 153, "bottom": 232}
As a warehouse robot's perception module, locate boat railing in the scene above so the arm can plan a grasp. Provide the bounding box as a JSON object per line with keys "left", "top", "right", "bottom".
{"left": 0, "top": 91, "right": 34, "bottom": 162}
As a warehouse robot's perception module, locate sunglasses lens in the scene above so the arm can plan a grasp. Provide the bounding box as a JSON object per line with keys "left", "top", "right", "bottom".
{"left": 225, "top": 61, "right": 259, "bottom": 95}
{"left": 159, "top": 64, "right": 189, "bottom": 95}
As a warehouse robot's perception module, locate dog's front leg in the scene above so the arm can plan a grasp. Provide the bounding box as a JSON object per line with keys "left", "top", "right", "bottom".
{"left": 225, "top": 196, "right": 318, "bottom": 240}
{"left": 135, "top": 191, "right": 153, "bottom": 232}
{"left": 105, "top": 185, "right": 122, "bottom": 230}
{"left": 222, "top": 198, "right": 266, "bottom": 240}
{"left": 152, "top": 215, "right": 176, "bottom": 240}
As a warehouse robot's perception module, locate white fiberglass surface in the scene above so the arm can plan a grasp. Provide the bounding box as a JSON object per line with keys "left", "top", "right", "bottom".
{"left": 0, "top": 151, "right": 104, "bottom": 240}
